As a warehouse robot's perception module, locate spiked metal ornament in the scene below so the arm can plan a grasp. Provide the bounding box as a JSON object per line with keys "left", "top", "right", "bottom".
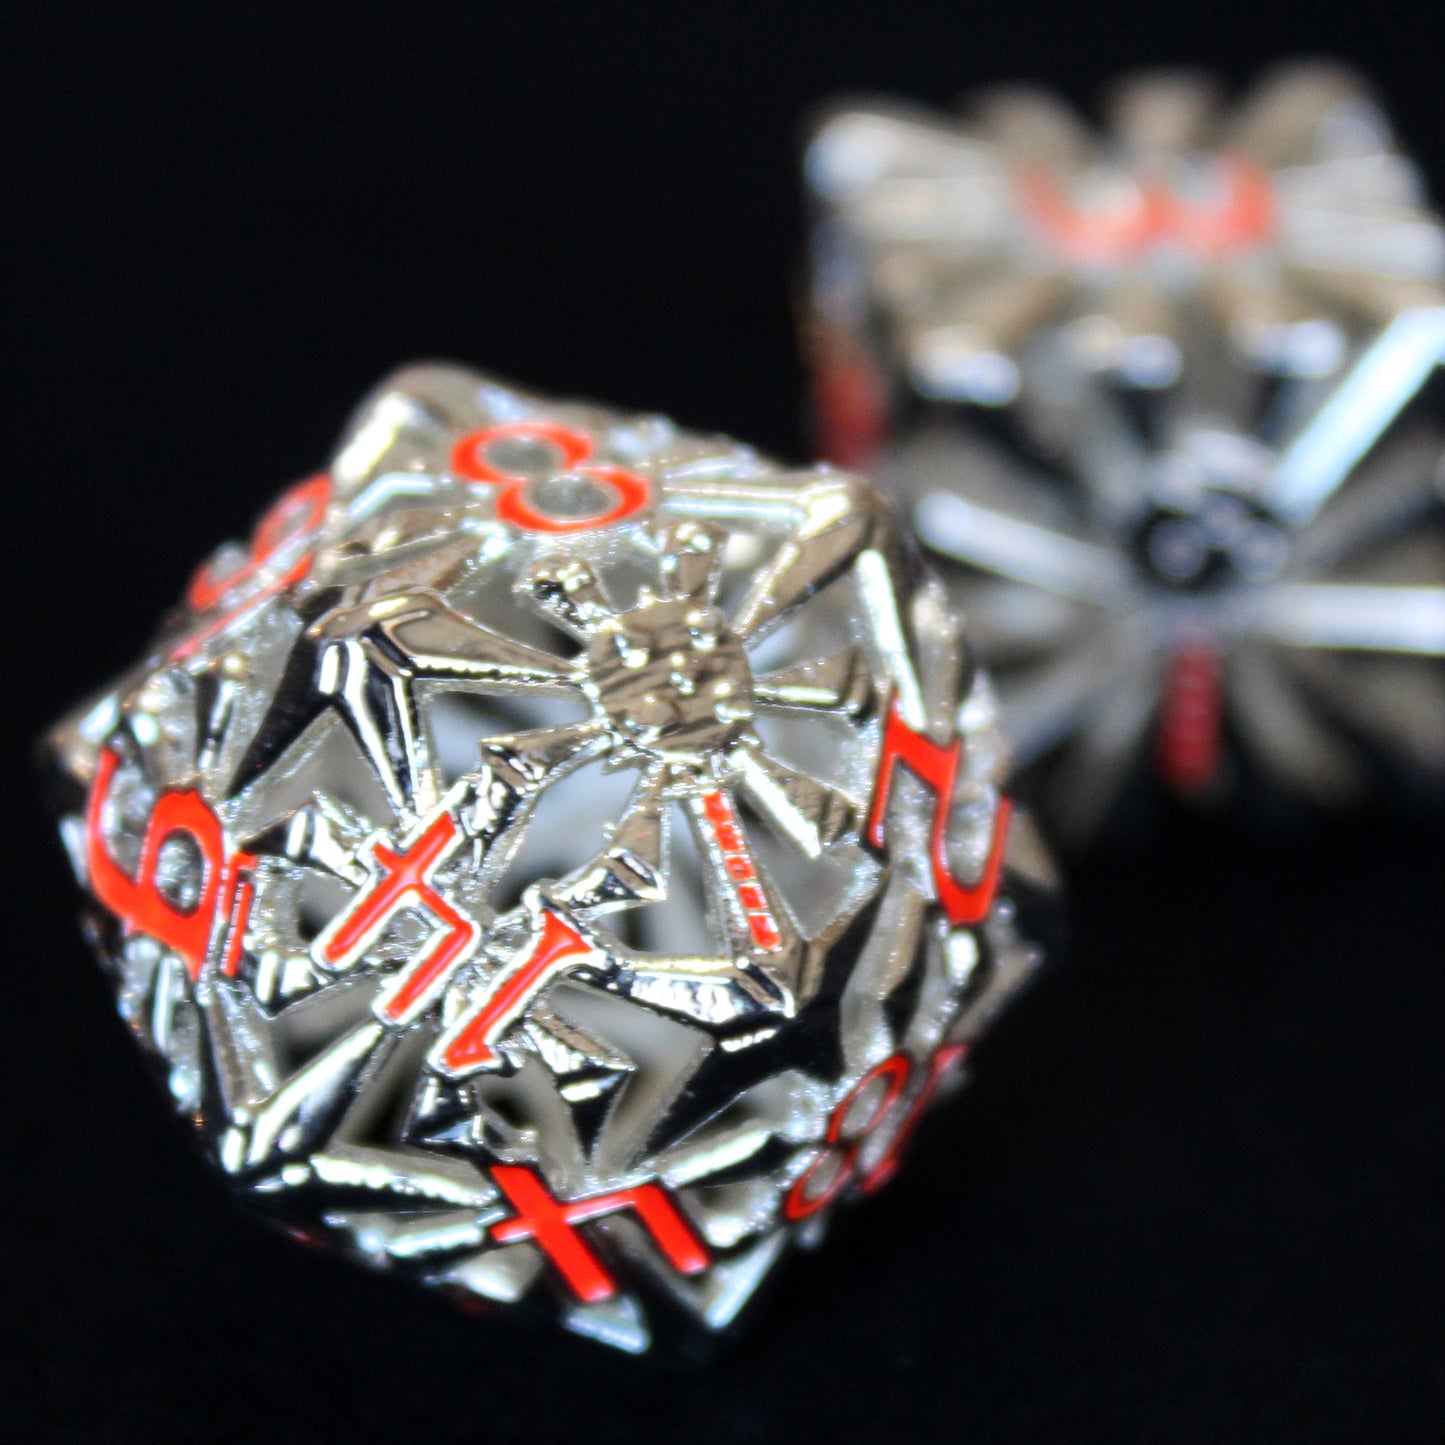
{"left": 44, "top": 365, "right": 1053, "bottom": 1354}
{"left": 805, "top": 64, "right": 1445, "bottom": 838}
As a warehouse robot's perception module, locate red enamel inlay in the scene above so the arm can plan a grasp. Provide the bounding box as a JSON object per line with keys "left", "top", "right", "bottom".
{"left": 1017, "top": 155, "right": 1277, "bottom": 264}
{"left": 450, "top": 421, "right": 651, "bottom": 533}
{"left": 866, "top": 696, "right": 1012, "bottom": 927}
{"left": 488, "top": 1165, "right": 709, "bottom": 1302}
{"left": 812, "top": 337, "right": 892, "bottom": 470}
{"left": 316, "top": 807, "right": 480, "bottom": 1026}
{"left": 1156, "top": 639, "right": 1225, "bottom": 795}
{"left": 175, "top": 475, "right": 331, "bottom": 661}
{"left": 85, "top": 747, "right": 254, "bottom": 981}
{"left": 783, "top": 1043, "right": 969, "bottom": 1220}
{"left": 437, "top": 908, "right": 593, "bottom": 1075}
{"left": 700, "top": 790, "right": 782, "bottom": 953}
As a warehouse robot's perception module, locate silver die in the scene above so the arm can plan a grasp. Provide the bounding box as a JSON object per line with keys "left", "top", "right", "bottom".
{"left": 45, "top": 365, "right": 1054, "bottom": 1354}
{"left": 805, "top": 63, "right": 1445, "bottom": 837}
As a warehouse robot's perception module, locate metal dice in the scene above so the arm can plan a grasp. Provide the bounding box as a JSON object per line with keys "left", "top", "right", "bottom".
{"left": 806, "top": 63, "right": 1445, "bottom": 837}
{"left": 45, "top": 365, "right": 1050, "bottom": 1353}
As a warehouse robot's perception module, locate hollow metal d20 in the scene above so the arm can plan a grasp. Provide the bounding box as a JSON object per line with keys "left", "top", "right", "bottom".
{"left": 804, "top": 63, "right": 1445, "bottom": 839}
{"left": 44, "top": 365, "right": 1055, "bottom": 1354}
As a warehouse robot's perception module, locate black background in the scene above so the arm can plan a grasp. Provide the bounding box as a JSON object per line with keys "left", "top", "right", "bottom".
{"left": 5, "top": 3, "right": 1445, "bottom": 1441}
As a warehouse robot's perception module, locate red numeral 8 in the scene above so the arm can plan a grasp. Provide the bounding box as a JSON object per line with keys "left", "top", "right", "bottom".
{"left": 783, "top": 1044, "right": 967, "bottom": 1220}
{"left": 450, "top": 421, "right": 652, "bottom": 534}
{"left": 784, "top": 1056, "right": 911, "bottom": 1219}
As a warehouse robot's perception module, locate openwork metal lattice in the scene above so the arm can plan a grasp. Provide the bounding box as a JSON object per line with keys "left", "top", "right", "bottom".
{"left": 806, "top": 64, "right": 1445, "bottom": 836}
{"left": 46, "top": 365, "right": 1052, "bottom": 1352}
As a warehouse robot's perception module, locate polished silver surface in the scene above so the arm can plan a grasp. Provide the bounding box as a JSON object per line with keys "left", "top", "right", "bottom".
{"left": 45, "top": 365, "right": 1054, "bottom": 1353}
{"left": 805, "top": 64, "right": 1445, "bottom": 837}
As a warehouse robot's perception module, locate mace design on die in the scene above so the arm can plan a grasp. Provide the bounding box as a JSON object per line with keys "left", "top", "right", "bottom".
{"left": 45, "top": 365, "right": 1052, "bottom": 1354}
